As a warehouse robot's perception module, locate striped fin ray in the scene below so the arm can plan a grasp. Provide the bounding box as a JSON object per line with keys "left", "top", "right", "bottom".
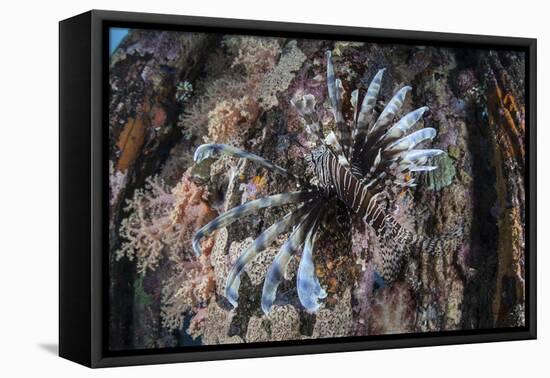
{"left": 194, "top": 144, "right": 303, "bottom": 183}
{"left": 326, "top": 51, "right": 342, "bottom": 123}
{"left": 381, "top": 106, "right": 429, "bottom": 142}
{"left": 352, "top": 86, "right": 412, "bottom": 175}
{"left": 291, "top": 94, "right": 324, "bottom": 141}
{"left": 325, "top": 131, "right": 350, "bottom": 167}
{"left": 261, "top": 203, "right": 322, "bottom": 314}
{"left": 326, "top": 51, "right": 352, "bottom": 157}
{"left": 368, "top": 86, "right": 412, "bottom": 136}
{"left": 355, "top": 68, "right": 385, "bottom": 136}
{"left": 384, "top": 127, "right": 437, "bottom": 155}
{"left": 351, "top": 89, "right": 359, "bottom": 124}
{"left": 192, "top": 190, "right": 317, "bottom": 255}
{"left": 400, "top": 149, "right": 444, "bottom": 166}
{"left": 224, "top": 200, "right": 319, "bottom": 307}
{"left": 409, "top": 165, "right": 437, "bottom": 172}
{"left": 297, "top": 217, "right": 327, "bottom": 312}
{"left": 351, "top": 99, "right": 437, "bottom": 188}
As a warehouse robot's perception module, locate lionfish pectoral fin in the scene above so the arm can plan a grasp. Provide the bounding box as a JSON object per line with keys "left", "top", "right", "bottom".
{"left": 261, "top": 204, "right": 321, "bottom": 314}
{"left": 192, "top": 190, "right": 316, "bottom": 255}
{"left": 194, "top": 144, "right": 302, "bottom": 183}
{"left": 224, "top": 201, "right": 318, "bottom": 307}
{"left": 225, "top": 275, "right": 240, "bottom": 308}
{"left": 297, "top": 221, "right": 326, "bottom": 313}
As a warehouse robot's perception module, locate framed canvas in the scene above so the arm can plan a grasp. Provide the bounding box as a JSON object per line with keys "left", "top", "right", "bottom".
{"left": 59, "top": 10, "right": 537, "bottom": 368}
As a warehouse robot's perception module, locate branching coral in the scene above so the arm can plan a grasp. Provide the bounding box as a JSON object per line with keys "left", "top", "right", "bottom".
{"left": 116, "top": 175, "right": 175, "bottom": 272}
{"left": 178, "top": 77, "right": 250, "bottom": 141}
{"left": 179, "top": 36, "right": 282, "bottom": 143}
{"left": 116, "top": 172, "right": 218, "bottom": 331}
{"left": 161, "top": 243, "right": 216, "bottom": 331}
{"left": 116, "top": 172, "right": 217, "bottom": 273}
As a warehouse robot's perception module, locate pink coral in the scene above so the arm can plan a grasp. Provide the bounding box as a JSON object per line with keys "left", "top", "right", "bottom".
{"left": 116, "top": 171, "right": 218, "bottom": 331}
{"left": 161, "top": 239, "right": 216, "bottom": 331}
{"left": 116, "top": 172, "right": 217, "bottom": 273}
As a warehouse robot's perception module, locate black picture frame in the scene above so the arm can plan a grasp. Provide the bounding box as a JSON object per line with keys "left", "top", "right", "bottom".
{"left": 59, "top": 9, "right": 537, "bottom": 368}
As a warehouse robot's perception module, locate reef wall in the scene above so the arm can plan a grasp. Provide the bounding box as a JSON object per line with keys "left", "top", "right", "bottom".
{"left": 108, "top": 30, "right": 526, "bottom": 349}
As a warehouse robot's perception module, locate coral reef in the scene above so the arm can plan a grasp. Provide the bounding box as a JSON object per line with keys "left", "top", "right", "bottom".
{"left": 108, "top": 30, "right": 527, "bottom": 350}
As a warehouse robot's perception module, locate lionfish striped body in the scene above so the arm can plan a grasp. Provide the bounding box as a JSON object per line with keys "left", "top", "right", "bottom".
{"left": 193, "top": 50, "right": 459, "bottom": 315}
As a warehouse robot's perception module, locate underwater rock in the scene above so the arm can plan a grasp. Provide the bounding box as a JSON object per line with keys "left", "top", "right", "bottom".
{"left": 210, "top": 228, "right": 230, "bottom": 297}
{"left": 266, "top": 305, "right": 302, "bottom": 341}
{"left": 245, "top": 246, "right": 279, "bottom": 286}
{"left": 245, "top": 316, "right": 271, "bottom": 343}
{"left": 202, "top": 300, "right": 244, "bottom": 345}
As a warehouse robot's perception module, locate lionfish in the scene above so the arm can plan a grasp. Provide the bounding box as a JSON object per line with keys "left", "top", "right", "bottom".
{"left": 193, "top": 50, "right": 459, "bottom": 315}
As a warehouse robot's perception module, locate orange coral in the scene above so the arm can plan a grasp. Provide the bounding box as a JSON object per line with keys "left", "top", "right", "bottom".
{"left": 489, "top": 82, "right": 525, "bottom": 164}
{"left": 168, "top": 174, "right": 218, "bottom": 246}
{"left": 206, "top": 95, "right": 259, "bottom": 145}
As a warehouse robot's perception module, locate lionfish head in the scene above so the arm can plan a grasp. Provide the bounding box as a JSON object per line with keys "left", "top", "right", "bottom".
{"left": 306, "top": 145, "right": 327, "bottom": 170}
